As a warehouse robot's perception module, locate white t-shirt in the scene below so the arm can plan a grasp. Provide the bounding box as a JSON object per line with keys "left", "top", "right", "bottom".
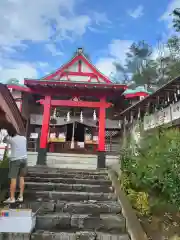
{"left": 4, "top": 135, "right": 27, "bottom": 161}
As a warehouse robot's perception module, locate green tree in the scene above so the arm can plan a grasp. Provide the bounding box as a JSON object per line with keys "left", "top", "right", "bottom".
{"left": 122, "top": 128, "right": 180, "bottom": 211}
{"left": 126, "top": 41, "right": 152, "bottom": 74}
{"left": 112, "top": 41, "right": 154, "bottom": 87}
{"left": 172, "top": 8, "right": 180, "bottom": 32}
{"left": 132, "top": 60, "right": 158, "bottom": 88}
{"left": 167, "top": 35, "right": 180, "bottom": 60}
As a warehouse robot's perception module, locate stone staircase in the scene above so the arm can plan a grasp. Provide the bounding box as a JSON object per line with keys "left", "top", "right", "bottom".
{"left": 22, "top": 166, "right": 130, "bottom": 239}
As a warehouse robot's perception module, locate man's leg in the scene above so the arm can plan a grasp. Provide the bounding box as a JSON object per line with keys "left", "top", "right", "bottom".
{"left": 4, "top": 161, "right": 19, "bottom": 203}
{"left": 19, "top": 177, "right": 25, "bottom": 199}
{"left": 10, "top": 179, "right": 17, "bottom": 201}
{"left": 17, "top": 159, "right": 27, "bottom": 202}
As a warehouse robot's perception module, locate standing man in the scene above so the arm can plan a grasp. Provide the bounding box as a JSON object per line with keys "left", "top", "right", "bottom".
{"left": 3, "top": 124, "right": 27, "bottom": 204}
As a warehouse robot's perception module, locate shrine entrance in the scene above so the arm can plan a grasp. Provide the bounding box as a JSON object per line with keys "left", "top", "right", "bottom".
{"left": 66, "top": 124, "right": 73, "bottom": 142}
{"left": 74, "top": 123, "right": 85, "bottom": 143}
{"left": 66, "top": 122, "right": 85, "bottom": 147}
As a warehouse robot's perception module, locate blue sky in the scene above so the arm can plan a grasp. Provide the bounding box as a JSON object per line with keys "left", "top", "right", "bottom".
{"left": 0, "top": 0, "right": 178, "bottom": 83}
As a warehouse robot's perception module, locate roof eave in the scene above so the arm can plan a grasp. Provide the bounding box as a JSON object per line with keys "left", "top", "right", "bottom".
{"left": 24, "top": 79, "right": 127, "bottom": 90}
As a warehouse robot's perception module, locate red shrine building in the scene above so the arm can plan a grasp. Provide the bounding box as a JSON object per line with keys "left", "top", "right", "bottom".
{"left": 7, "top": 48, "right": 148, "bottom": 168}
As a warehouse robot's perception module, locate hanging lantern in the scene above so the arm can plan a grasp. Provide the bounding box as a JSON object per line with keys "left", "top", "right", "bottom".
{"left": 53, "top": 108, "right": 57, "bottom": 118}
{"left": 67, "top": 112, "right": 70, "bottom": 122}
{"left": 174, "top": 93, "right": 177, "bottom": 102}
{"left": 138, "top": 108, "right": 140, "bottom": 119}
{"left": 80, "top": 111, "right": 83, "bottom": 123}
{"left": 93, "top": 110, "right": 97, "bottom": 121}
{"left": 177, "top": 88, "right": 180, "bottom": 95}
{"left": 118, "top": 120, "right": 121, "bottom": 127}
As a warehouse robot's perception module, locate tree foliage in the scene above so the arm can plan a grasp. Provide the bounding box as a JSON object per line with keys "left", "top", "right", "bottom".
{"left": 121, "top": 128, "right": 180, "bottom": 215}
{"left": 172, "top": 8, "right": 180, "bottom": 32}
{"left": 113, "top": 34, "right": 180, "bottom": 89}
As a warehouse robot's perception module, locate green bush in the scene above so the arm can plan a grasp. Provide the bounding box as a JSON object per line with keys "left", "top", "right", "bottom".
{"left": 121, "top": 128, "right": 180, "bottom": 214}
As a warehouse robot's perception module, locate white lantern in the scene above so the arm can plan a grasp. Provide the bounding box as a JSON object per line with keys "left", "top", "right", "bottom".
{"left": 93, "top": 110, "right": 97, "bottom": 121}
{"left": 174, "top": 93, "right": 177, "bottom": 102}
{"left": 53, "top": 108, "right": 57, "bottom": 118}
{"left": 118, "top": 120, "right": 121, "bottom": 127}
{"left": 80, "top": 111, "right": 83, "bottom": 123}
{"left": 67, "top": 112, "right": 70, "bottom": 122}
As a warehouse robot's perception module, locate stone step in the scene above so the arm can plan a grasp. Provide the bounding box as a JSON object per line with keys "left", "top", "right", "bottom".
{"left": 22, "top": 200, "right": 122, "bottom": 214}
{"left": 27, "top": 171, "right": 109, "bottom": 180}
{"left": 27, "top": 166, "right": 108, "bottom": 176}
{"left": 25, "top": 182, "right": 113, "bottom": 193}
{"left": 24, "top": 190, "right": 117, "bottom": 202}
{"left": 35, "top": 213, "right": 126, "bottom": 233}
{"left": 25, "top": 176, "right": 112, "bottom": 186}
{"left": 31, "top": 230, "right": 130, "bottom": 240}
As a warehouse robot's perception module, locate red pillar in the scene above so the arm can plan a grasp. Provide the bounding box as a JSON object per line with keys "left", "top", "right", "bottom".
{"left": 40, "top": 95, "right": 51, "bottom": 149}
{"left": 98, "top": 97, "right": 106, "bottom": 151}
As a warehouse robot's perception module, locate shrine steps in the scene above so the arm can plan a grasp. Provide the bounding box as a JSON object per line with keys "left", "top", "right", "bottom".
{"left": 5, "top": 167, "right": 130, "bottom": 240}
{"left": 27, "top": 152, "right": 120, "bottom": 170}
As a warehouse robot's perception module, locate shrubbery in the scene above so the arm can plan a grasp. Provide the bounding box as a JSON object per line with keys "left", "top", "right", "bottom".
{"left": 121, "top": 128, "right": 180, "bottom": 216}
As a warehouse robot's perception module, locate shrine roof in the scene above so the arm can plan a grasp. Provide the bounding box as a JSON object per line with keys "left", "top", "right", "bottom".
{"left": 24, "top": 48, "right": 127, "bottom": 91}
{"left": 123, "top": 86, "right": 151, "bottom": 98}
{"left": 24, "top": 79, "right": 127, "bottom": 91}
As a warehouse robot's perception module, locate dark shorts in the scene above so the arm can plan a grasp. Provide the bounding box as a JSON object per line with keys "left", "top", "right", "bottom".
{"left": 9, "top": 159, "right": 27, "bottom": 179}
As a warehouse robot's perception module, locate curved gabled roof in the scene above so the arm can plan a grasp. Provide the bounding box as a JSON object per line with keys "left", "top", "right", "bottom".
{"left": 0, "top": 83, "right": 25, "bottom": 135}
{"left": 123, "top": 86, "right": 151, "bottom": 98}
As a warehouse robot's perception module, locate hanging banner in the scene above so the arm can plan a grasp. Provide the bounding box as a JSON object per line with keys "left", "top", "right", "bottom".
{"left": 143, "top": 106, "right": 171, "bottom": 130}
{"left": 171, "top": 101, "right": 180, "bottom": 121}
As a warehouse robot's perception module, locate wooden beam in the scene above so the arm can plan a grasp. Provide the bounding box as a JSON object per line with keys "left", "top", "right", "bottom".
{"left": 61, "top": 72, "right": 98, "bottom": 77}
{"left": 38, "top": 99, "right": 112, "bottom": 108}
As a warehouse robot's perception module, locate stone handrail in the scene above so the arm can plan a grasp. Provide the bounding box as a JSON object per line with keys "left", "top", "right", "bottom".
{"left": 108, "top": 169, "right": 148, "bottom": 240}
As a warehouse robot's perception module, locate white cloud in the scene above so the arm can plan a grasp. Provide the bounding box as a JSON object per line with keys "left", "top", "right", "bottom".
{"left": 0, "top": 0, "right": 92, "bottom": 49}
{"left": 45, "top": 43, "right": 64, "bottom": 56}
{"left": 0, "top": 0, "right": 108, "bottom": 83}
{"left": 127, "top": 5, "right": 144, "bottom": 19}
{"left": 0, "top": 61, "right": 38, "bottom": 84}
{"left": 108, "top": 40, "right": 133, "bottom": 64}
{"left": 96, "top": 39, "right": 132, "bottom": 77}
{"left": 37, "top": 62, "right": 49, "bottom": 69}
{"left": 93, "top": 12, "right": 111, "bottom": 25}
{"left": 96, "top": 58, "right": 116, "bottom": 77}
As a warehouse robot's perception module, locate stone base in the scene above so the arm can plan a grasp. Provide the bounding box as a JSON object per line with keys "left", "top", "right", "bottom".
{"left": 37, "top": 148, "right": 47, "bottom": 165}
{"left": 97, "top": 151, "right": 106, "bottom": 169}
